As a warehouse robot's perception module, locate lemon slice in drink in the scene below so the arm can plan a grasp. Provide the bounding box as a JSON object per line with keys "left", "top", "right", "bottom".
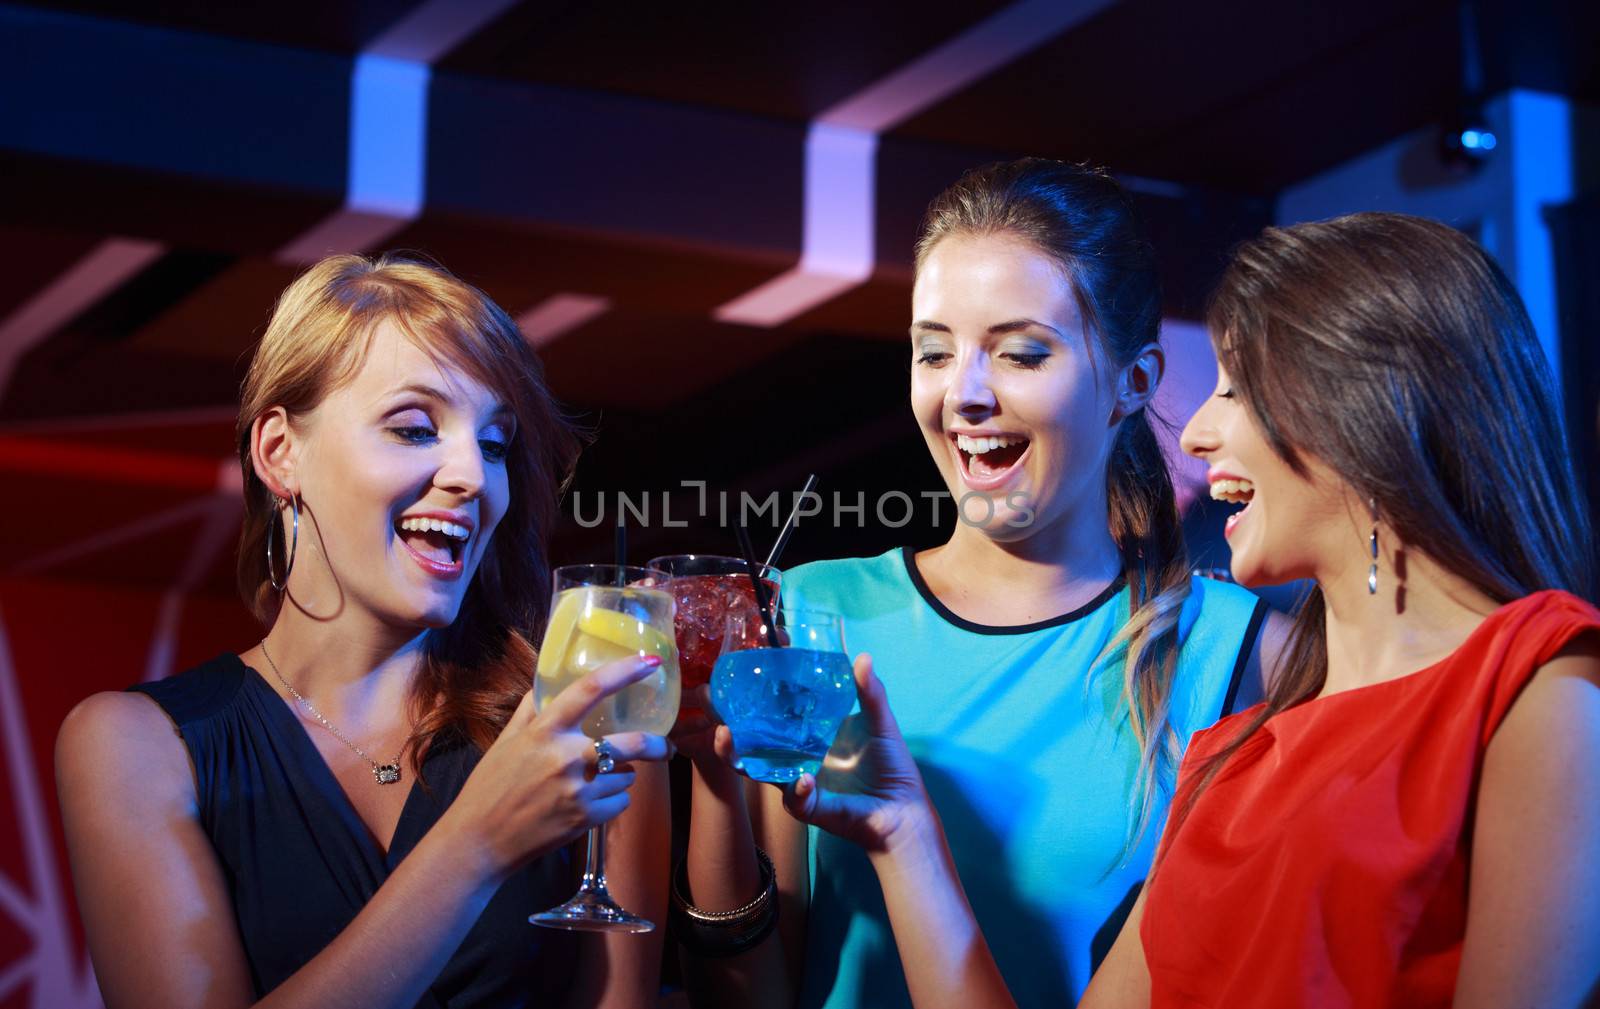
{"left": 577, "top": 607, "right": 675, "bottom": 661}
{"left": 536, "top": 589, "right": 584, "bottom": 680}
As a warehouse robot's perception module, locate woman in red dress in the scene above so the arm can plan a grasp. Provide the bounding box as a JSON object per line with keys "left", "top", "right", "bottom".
{"left": 729, "top": 212, "right": 1600, "bottom": 1009}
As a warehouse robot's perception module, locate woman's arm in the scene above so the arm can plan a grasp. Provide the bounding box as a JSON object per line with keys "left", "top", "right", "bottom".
{"left": 676, "top": 696, "right": 803, "bottom": 1009}
{"left": 58, "top": 656, "right": 667, "bottom": 1009}
{"left": 562, "top": 760, "right": 672, "bottom": 1009}
{"left": 776, "top": 654, "right": 1016, "bottom": 1009}
{"left": 58, "top": 692, "right": 258, "bottom": 1009}
{"left": 1077, "top": 889, "right": 1151, "bottom": 1009}
{"left": 843, "top": 798, "right": 1013, "bottom": 1009}
{"left": 1454, "top": 633, "right": 1600, "bottom": 1008}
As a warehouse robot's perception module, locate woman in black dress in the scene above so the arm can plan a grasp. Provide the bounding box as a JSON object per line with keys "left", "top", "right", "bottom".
{"left": 56, "top": 254, "right": 672, "bottom": 1009}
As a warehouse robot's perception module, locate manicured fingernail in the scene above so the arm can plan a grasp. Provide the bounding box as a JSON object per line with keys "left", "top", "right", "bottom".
{"left": 641, "top": 655, "right": 662, "bottom": 668}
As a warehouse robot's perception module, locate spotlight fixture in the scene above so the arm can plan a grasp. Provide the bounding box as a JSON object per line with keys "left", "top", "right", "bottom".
{"left": 1439, "top": 114, "right": 1498, "bottom": 171}
{"left": 1439, "top": 0, "right": 1496, "bottom": 173}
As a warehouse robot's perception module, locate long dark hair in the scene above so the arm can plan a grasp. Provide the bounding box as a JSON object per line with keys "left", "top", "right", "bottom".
{"left": 1168, "top": 212, "right": 1595, "bottom": 846}
{"left": 917, "top": 158, "right": 1190, "bottom": 843}
{"left": 237, "top": 254, "right": 584, "bottom": 767}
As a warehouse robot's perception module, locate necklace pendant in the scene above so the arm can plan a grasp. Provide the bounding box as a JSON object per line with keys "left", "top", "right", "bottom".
{"left": 374, "top": 763, "right": 402, "bottom": 785}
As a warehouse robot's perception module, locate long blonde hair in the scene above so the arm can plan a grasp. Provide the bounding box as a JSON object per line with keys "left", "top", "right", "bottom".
{"left": 236, "top": 253, "right": 583, "bottom": 765}
{"left": 917, "top": 159, "right": 1193, "bottom": 847}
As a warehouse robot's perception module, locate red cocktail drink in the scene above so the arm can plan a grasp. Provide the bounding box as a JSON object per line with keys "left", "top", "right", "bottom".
{"left": 648, "top": 555, "right": 782, "bottom": 713}
{"left": 670, "top": 573, "right": 781, "bottom": 690}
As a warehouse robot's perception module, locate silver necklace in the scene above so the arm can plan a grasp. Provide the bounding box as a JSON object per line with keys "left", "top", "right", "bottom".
{"left": 259, "top": 640, "right": 405, "bottom": 785}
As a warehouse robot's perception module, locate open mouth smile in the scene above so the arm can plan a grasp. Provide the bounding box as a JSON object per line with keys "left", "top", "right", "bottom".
{"left": 952, "top": 431, "right": 1032, "bottom": 491}
{"left": 395, "top": 514, "right": 472, "bottom": 579}
{"left": 1210, "top": 477, "right": 1256, "bottom": 539}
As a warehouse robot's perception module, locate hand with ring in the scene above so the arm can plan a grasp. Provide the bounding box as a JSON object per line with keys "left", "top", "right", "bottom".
{"left": 593, "top": 737, "right": 618, "bottom": 775}
{"left": 439, "top": 654, "right": 674, "bottom": 881}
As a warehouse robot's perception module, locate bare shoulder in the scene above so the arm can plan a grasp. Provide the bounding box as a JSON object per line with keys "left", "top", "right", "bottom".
{"left": 1498, "top": 629, "right": 1600, "bottom": 735}
{"left": 1534, "top": 628, "right": 1600, "bottom": 683}
{"left": 1477, "top": 629, "right": 1600, "bottom": 798}
{"left": 56, "top": 688, "right": 255, "bottom": 1009}
{"left": 57, "top": 690, "right": 196, "bottom": 813}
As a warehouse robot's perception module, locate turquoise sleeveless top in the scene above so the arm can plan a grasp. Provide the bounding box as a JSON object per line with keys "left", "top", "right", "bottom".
{"left": 783, "top": 548, "right": 1266, "bottom": 1009}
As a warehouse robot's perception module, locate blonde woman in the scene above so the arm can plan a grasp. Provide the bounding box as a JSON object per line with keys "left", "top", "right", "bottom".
{"left": 677, "top": 160, "right": 1285, "bottom": 1008}
{"left": 56, "top": 255, "right": 672, "bottom": 1009}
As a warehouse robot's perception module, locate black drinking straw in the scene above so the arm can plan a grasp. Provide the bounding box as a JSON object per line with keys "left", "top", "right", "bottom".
{"left": 735, "top": 523, "right": 780, "bottom": 646}
{"left": 764, "top": 473, "right": 818, "bottom": 570}
{"left": 614, "top": 515, "right": 627, "bottom": 584}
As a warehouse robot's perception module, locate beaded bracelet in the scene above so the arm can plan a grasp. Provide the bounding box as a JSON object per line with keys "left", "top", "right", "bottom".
{"left": 670, "top": 846, "right": 780, "bottom": 958}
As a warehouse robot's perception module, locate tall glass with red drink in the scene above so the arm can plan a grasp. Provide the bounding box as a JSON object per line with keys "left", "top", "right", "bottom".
{"left": 646, "top": 554, "right": 782, "bottom": 709}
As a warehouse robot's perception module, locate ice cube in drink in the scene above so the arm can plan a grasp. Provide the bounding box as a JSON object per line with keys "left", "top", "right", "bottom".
{"left": 709, "top": 647, "right": 856, "bottom": 783}
{"left": 668, "top": 573, "right": 781, "bottom": 691}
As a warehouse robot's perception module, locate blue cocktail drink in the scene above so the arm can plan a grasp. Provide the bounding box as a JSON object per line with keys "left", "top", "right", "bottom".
{"left": 710, "top": 606, "right": 856, "bottom": 783}
{"left": 712, "top": 647, "right": 856, "bottom": 782}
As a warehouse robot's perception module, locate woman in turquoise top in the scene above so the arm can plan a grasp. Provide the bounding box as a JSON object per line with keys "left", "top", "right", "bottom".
{"left": 675, "top": 159, "right": 1284, "bottom": 1008}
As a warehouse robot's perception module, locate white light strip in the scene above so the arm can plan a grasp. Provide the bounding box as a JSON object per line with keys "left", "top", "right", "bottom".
{"left": 347, "top": 55, "right": 430, "bottom": 219}
{"left": 0, "top": 952, "right": 34, "bottom": 1004}
{"left": 714, "top": 125, "right": 877, "bottom": 326}
{"left": 0, "top": 238, "right": 165, "bottom": 397}
{"left": 9, "top": 497, "right": 217, "bottom": 577}
{"left": 276, "top": 0, "right": 520, "bottom": 264}
{"left": 365, "top": 0, "right": 522, "bottom": 63}
{"left": 144, "top": 497, "right": 241, "bottom": 683}
{"left": 816, "top": 0, "right": 1117, "bottom": 134}
{"left": 715, "top": 0, "right": 1117, "bottom": 327}
{"left": 0, "top": 877, "right": 33, "bottom": 937}
{"left": 0, "top": 617, "right": 73, "bottom": 1003}
{"left": 276, "top": 56, "right": 431, "bottom": 264}
{"left": 1507, "top": 89, "right": 1571, "bottom": 382}
{"left": 516, "top": 294, "right": 613, "bottom": 348}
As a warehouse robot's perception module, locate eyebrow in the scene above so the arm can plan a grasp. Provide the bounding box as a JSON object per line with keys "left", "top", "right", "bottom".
{"left": 909, "top": 318, "right": 1063, "bottom": 338}
{"left": 391, "top": 383, "right": 514, "bottom": 422}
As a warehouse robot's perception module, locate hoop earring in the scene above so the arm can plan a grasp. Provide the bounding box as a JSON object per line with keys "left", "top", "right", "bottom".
{"left": 1367, "top": 497, "right": 1379, "bottom": 595}
{"left": 267, "top": 493, "right": 300, "bottom": 592}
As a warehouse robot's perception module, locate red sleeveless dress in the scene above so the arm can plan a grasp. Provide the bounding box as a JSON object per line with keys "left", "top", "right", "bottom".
{"left": 1140, "top": 590, "right": 1600, "bottom": 1008}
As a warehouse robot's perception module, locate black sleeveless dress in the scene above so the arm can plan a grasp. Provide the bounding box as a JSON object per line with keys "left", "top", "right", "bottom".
{"left": 129, "top": 654, "right": 578, "bottom": 1007}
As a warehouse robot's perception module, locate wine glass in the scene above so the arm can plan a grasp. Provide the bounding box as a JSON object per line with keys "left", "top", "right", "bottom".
{"left": 645, "top": 554, "right": 781, "bottom": 713}
{"left": 530, "top": 564, "right": 679, "bottom": 932}
{"left": 710, "top": 606, "right": 856, "bottom": 784}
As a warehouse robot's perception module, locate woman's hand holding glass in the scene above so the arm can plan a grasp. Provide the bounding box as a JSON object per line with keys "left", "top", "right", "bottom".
{"left": 440, "top": 654, "right": 673, "bottom": 883}
{"left": 711, "top": 652, "right": 939, "bottom": 855}
{"left": 670, "top": 683, "right": 725, "bottom": 767}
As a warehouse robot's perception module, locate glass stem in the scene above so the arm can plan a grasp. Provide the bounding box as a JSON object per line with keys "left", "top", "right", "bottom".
{"left": 580, "top": 823, "right": 610, "bottom": 896}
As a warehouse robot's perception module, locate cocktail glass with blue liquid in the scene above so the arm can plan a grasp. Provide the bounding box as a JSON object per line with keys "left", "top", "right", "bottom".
{"left": 710, "top": 606, "right": 856, "bottom": 783}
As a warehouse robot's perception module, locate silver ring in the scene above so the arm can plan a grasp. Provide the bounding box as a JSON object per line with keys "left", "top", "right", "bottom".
{"left": 593, "top": 737, "right": 616, "bottom": 775}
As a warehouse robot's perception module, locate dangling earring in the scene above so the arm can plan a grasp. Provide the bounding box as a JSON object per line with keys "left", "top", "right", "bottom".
{"left": 1367, "top": 497, "right": 1379, "bottom": 595}
{"left": 267, "top": 493, "right": 300, "bottom": 592}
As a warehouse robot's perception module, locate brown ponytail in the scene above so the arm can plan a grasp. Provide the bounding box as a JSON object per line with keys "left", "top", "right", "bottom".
{"left": 918, "top": 159, "right": 1193, "bottom": 847}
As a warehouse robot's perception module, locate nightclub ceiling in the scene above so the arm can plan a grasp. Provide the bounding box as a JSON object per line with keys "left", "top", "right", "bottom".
{"left": 2, "top": 0, "right": 1596, "bottom": 584}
